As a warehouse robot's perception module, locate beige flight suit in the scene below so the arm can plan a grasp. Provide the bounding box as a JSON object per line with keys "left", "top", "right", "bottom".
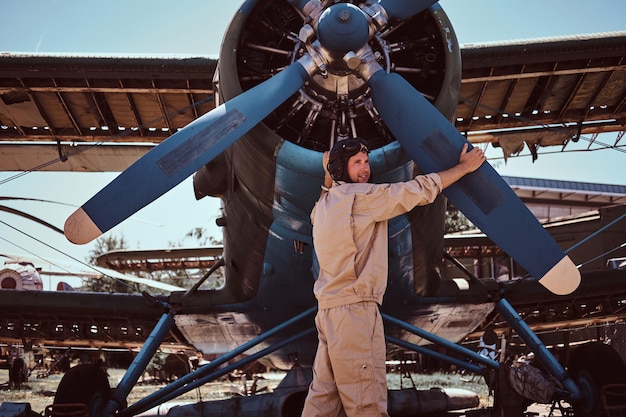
{"left": 302, "top": 173, "right": 443, "bottom": 417}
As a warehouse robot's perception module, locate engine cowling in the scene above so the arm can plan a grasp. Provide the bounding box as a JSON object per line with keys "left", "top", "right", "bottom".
{"left": 218, "top": 0, "right": 461, "bottom": 151}
{"left": 0, "top": 263, "right": 43, "bottom": 291}
{"left": 193, "top": 0, "right": 461, "bottom": 302}
{"left": 0, "top": 268, "right": 22, "bottom": 289}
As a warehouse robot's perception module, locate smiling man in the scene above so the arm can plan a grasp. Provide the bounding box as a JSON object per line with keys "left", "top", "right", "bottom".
{"left": 302, "top": 137, "right": 485, "bottom": 417}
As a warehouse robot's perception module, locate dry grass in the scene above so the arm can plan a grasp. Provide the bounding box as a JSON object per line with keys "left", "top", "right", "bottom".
{"left": 1, "top": 368, "right": 492, "bottom": 415}
{"left": 1, "top": 368, "right": 62, "bottom": 413}
{"left": 0, "top": 368, "right": 248, "bottom": 414}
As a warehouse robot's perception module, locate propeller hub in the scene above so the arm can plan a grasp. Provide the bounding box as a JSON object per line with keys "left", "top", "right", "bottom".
{"left": 317, "top": 3, "right": 369, "bottom": 55}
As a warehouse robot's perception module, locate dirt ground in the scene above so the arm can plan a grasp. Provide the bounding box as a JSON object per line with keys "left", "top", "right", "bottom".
{"left": 0, "top": 367, "right": 269, "bottom": 414}
{"left": 1, "top": 367, "right": 564, "bottom": 416}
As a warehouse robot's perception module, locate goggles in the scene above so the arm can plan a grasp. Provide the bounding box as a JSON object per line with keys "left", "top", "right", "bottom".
{"left": 339, "top": 138, "right": 370, "bottom": 155}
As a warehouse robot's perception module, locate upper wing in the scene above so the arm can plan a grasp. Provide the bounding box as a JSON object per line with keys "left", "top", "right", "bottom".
{"left": 0, "top": 31, "right": 624, "bottom": 172}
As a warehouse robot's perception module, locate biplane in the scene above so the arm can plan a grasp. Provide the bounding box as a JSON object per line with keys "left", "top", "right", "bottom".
{"left": 1, "top": 0, "right": 626, "bottom": 416}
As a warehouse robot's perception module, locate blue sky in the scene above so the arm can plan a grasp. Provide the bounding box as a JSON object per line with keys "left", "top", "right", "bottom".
{"left": 2, "top": 1, "right": 624, "bottom": 54}
{"left": 0, "top": 1, "right": 625, "bottom": 286}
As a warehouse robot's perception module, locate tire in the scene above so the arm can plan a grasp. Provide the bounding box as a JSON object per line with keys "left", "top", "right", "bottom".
{"left": 54, "top": 363, "right": 110, "bottom": 417}
{"left": 567, "top": 342, "right": 626, "bottom": 417}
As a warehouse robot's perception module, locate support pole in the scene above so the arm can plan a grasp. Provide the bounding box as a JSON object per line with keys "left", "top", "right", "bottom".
{"left": 102, "top": 312, "right": 176, "bottom": 417}
{"left": 495, "top": 298, "right": 581, "bottom": 400}
{"left": 100, "top": 260, "right": 226, "bottom": 417}
{"left": 382, "top": 313, "right": 499, "bottom": 370}
{"left": 119, "top": 305, "right": 317, "bottom": 417}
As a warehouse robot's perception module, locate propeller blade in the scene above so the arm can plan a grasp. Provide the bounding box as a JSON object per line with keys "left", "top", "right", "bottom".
{"left": 65, "top": 61, "right": 311, "bottom": 244}
{"left": 377, "top": 0, "right": 439, "bottom": 20}
{"left": 368, "top": 70, "right": 580, "bottom": 295}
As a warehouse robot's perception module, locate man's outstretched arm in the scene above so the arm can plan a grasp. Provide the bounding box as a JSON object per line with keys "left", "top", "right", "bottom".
{"left": 436, "top": 144, "right": 486, "bottom": 190}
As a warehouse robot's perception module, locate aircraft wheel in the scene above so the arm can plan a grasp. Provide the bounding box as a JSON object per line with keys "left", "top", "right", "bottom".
{"left": 567, "top": 342, "right": 626, "bottom": 417}
{"left": 53, "top": 363, "right": 110, "bottom": 417}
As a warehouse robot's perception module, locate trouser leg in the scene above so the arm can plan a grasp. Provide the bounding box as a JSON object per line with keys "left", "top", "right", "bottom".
{"left": 330, "top": 303, "right": 389, "bottom": 417}
{"left": 302, "top": 302, "right": 388, "bottom": 417}
{"left": 301, "top": 311, "right": 345, "bottom": 417}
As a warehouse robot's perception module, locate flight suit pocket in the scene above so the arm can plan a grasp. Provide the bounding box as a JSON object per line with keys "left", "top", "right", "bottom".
{"left": 357, "top": 360, "right": 377, "bottom": 412}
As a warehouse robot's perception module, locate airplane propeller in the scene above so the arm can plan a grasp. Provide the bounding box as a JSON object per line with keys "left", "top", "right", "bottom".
{"left": 365, "top": 70, "right": 580, "bottom": 295}
{"left": 64, "top": 58, "right": 314, "bottom": 244}
{"left": 64, "top": 0, "right": 580, "bottom": 295}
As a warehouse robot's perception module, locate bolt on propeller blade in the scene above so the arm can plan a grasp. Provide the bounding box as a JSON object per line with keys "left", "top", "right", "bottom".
{"left": 64, "top": 61, "right": 311, "bottom": 245}
{"left": 367, "top": 70, "right": 580, "bottom": 295}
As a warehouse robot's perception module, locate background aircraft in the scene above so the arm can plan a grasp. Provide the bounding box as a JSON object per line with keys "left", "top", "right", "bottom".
{"left": 1, "top": 0, "right": 626, "bottom": 416}
{"left": 0, "top": 254, "right": 44, "bottom": 291}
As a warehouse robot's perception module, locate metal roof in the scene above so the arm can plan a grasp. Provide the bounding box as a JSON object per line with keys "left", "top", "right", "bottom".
{"left": 0, "top": 54, "right": 217, "bottom": 141}
{"left": 502, "top": 176, "right": 626, "bottom": 220}
{"left": 458, "top": 31, "right": 626, "bottom": 159}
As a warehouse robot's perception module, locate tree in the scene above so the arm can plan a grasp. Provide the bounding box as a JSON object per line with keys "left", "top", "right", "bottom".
{"left": 181, "top": 227, "right": 222, "bottom": 247}
{"left": 82, "top": 227, "right": 225, "bottom": 293}
{"left": 164, "top": 227, "right": 224, "bottom": 290}
{"left": 83, "top": 234, "right": 136, "bottom": 293}
{"left": 445, "top": 201, "right": 474, "bottom": 234}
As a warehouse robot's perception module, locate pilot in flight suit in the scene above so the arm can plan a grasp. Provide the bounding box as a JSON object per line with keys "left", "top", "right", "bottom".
{"left": 301, "top": 137, "right": 485, "bottom": 417}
